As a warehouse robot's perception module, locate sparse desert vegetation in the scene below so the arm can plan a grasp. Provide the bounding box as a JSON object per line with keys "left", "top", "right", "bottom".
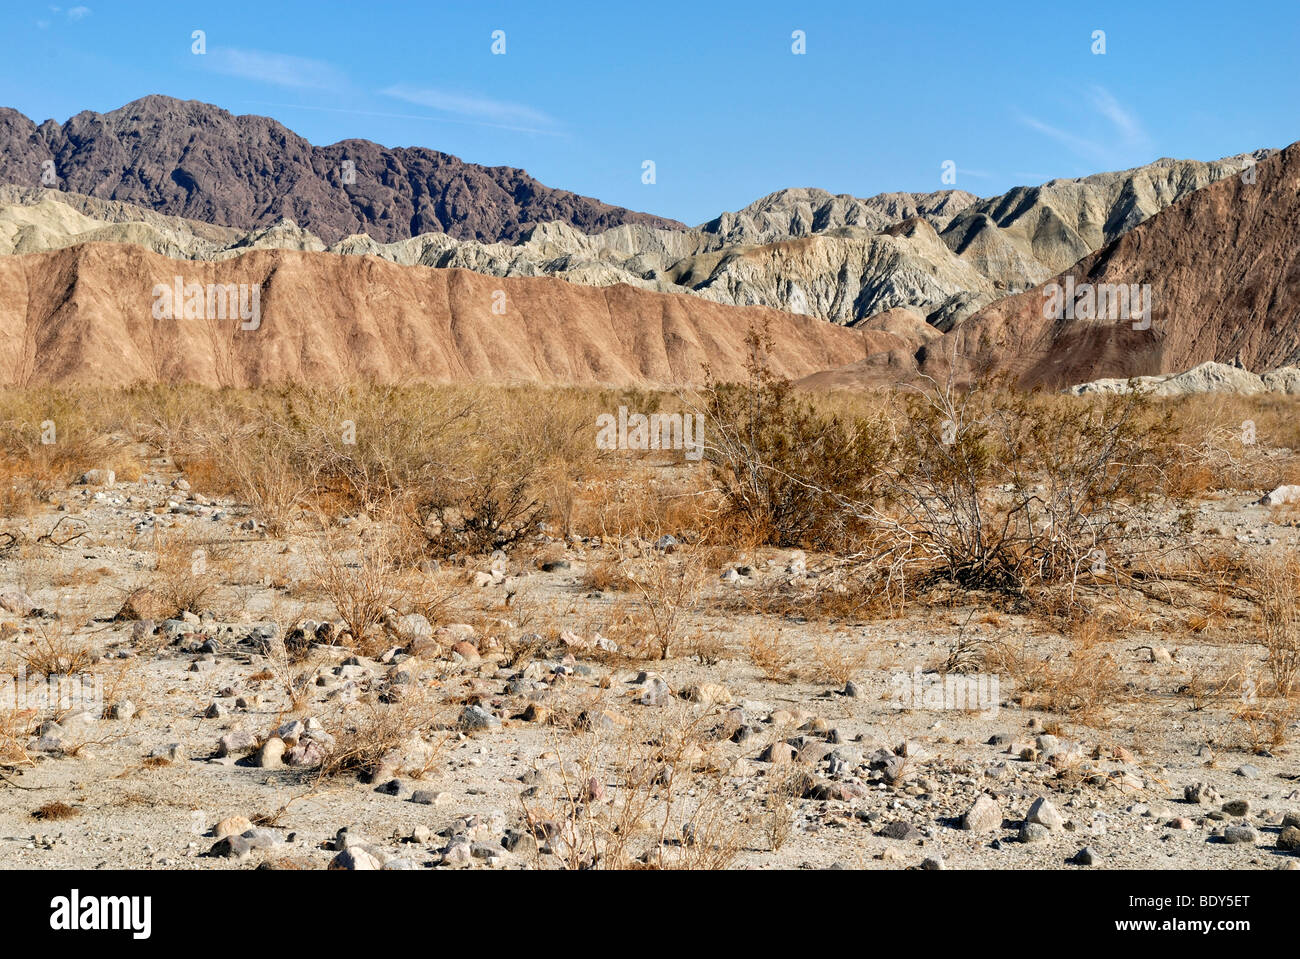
{"left": 2, "top": 367, "right": 1299, "bottom": 870}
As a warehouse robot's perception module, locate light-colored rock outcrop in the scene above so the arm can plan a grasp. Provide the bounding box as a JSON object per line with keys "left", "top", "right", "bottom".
{"left": 939, "top": 151, "right": 1274, "bottom": 291}
{"left": 1065, "top": 362, "right": 1267, "bottom": 397}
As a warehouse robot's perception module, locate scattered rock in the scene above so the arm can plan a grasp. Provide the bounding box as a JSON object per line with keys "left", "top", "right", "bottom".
{"left": 1221, "top": 825, "right": 1257, "bottom": 845}
{"left": 1184, "top": 782, "right": 1222, "bottom": 805}
{"left": 1277, "top": 826, "right": 1300, "bottom": 851}
{"left": 879, "top": 820, "right": 923, "bottom": 842}
{"left": 217, "top": 731, "right": 258, "bottom": 757}
{"left": 450, "top": 640, "right": 480, "bottom": 663}
{"left": 329, "top": 847, "right": 385, "bottom": 870}
{"left": 255, "top": 737, "right": 285, "bottom": 768}
{"left": 1019, "top": 822, "right": 1050, "bottom": 843}
{"left": 638, "top": 677, "right": 672, "bottom": 707}
{"left": 683, "top": 682, "right": 732, "bottom": 705}
{"left": 79, "top": 469, "right": 116, "bottom": 487}
{"left": 214, "top": 816, "right": 253, "bottom": 839}
{"left": 0, "top": 587, "right": 35, "bottom": 616}
{"left": 759, "top": 741, "right": 796, "bottom": 764}
{"left": 410, "top": 789, "right": 449, "bottom": 807}
{"left": 209, "top": 835, "right": 251, "bottom": 861}
{"left": 459, "top": 705, "right": 502, "bottom": 732}
{"left": 1260, "top": 484, "right": 1300, "bottom": 506}
{"left": 962, "top": 795, "right": 1003, "bottom": 833}
{"left": 1027, "top": 797, "right": 1065, "bottom": 831}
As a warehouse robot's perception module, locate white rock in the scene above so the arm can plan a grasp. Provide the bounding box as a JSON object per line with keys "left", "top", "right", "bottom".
{"left": 1260, "top": 485, "right": 1300, "bottom": 506}
{"left": 79, "top": 468, "right": 116, "bottom": 487}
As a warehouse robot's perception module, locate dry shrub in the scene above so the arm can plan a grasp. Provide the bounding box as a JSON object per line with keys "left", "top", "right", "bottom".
{"left": 259, "top": 622, "right": 326, "bottom": 714}
{"left": 18, "top": 621, "right": 97, "bottom": 677}
{"left": 747, "top": 628, "right": 796, "bottom": 682}
{"left": 307, "top": 529, "right": 416, "bottom": 656}
{"left": 318, "top": 692, "right": 449, "bottom": 781}
{"left": 988, "top": 639, "right": 1122, "bottom": 726}
{"left": 1160, "top": 394, "right": 1300, "bottom": 493}
{"left": 704, "top": 327, "right": 887, "bottom": 550}
{"left": 0, "top": 706, "right": 34, "bottom": 768}
{"left": 1230, "top": 699, "right": 1297, "bottom": 753}
{"left": 136, "top": 527, "right": 219, "bottom": 620}
{"left": 190, "top": 414, "right": 309, "bottom": 536}
{"left": 683, "top": 629, "right": 727, "bottom": 666}
{"left": 518, "top": 710, "right": 743, "bottom": 869}
{"left": 32, "top": 801, "right": 78, "bottom": 820}
{"left": 417, "top": 450, "right": 546, "bottom": 555}
{"left": 0, "top": 389, "right": 131, "bottom": 496}
{"left": 881, "top": 383, "right": 1175, "bottom": 596}
{"left": 409, "top": 387, "right": 604, "bottom": 556}
{"left": 763, "top": 765, "right": 803, "bottom": 852}
{"left": 1062, "top": 614, "right": 1106, "bottom": 652}
{"left": 622, "top": 540, "right": 711, "bottom": 660}
{"left": 809, "top": 633, "right": 870, "bottom": 685}
{"left": 580, "top": 555, "right": 634, "bottom": 593}
{"left": 1246, "top": 554, "right": 1300, "bottom": 697}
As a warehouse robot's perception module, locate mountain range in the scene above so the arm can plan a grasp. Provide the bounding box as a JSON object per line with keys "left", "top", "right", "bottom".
{"left": 0, "top": 95, "right": 683, "bottom": 244}
{"left": 0, "top": 95, "right": 1294, "bottom": 390}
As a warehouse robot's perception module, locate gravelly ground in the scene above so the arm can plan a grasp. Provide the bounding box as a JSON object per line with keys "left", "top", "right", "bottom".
{"left": 2, "top": 463, "right": 1299, "bottom": 871}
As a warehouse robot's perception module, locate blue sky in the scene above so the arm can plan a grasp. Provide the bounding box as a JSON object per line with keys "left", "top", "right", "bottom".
{"left": 3, "top": 1, "right": 1297, "bottom": 225}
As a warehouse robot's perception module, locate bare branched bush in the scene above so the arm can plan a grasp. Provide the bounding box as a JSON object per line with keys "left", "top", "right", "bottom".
{"left": 318, "top": 691, "right": 449, "bottom": 781}
{"left": 0, "top": 706, "right": 35, "bottom": 769}
{"left": 308, "top": 529, "right": 415, "bottom": 656}
{"left": 1247, "top": 555, "right": 1300, "bottom": 697}
{"left": 809, "top": 633, "right": 870, "bottom": 685}
{"left": 624, "top": 540, "right": 711, "bottom": 660}
{"left": 518, "top": 709, "right": 743, "bottom": 869}
{"left": 746, "top": 628, "right": 796, "bottom": 682}
{"left": 763, "top": 765, "right": 802, "bottom": 852}
{"left": 418, "top": 452, "right": 546, "bottom": 555}
{"left": 18, "top": 620, "right": 97, "bottom": 677}
{"left": 190, "top": 413, "right": 310, "bottom": 537}
{"left": 138, "top": 527, "right": 219, "bottom": 619}
{"left": 877, "top": 382, "right": 1176, "bottom": 595}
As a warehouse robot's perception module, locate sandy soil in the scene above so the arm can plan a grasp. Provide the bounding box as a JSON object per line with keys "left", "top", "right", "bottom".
{"left": 2, "top": 458, "right": 1299, "bottom": 871}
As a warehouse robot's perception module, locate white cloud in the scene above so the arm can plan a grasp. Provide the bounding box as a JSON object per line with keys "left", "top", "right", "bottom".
{"left": 207, "top": 48, "right": 346, "bottom": 91}
{"left": 1087, "top": 85, "right": 1150, "bottom": 149}
{"left": 1016, "top": 85, "right": 1152, "bottom": 168}
{"left": 67, "top": 5, "right": 91, "bottom": 20}
{"left": 1016, "top": 112, "right": 1106, "bottom": 161}
{"left": 381, "top": 84, "right": 556, "bottom": 132}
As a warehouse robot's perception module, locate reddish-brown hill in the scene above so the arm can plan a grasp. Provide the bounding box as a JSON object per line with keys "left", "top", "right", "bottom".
{"left": 930, "top": 142, "right": 1300, "bottom": 388}
{"left": 0, "top": 243, "right": 873, "bottom": 388}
